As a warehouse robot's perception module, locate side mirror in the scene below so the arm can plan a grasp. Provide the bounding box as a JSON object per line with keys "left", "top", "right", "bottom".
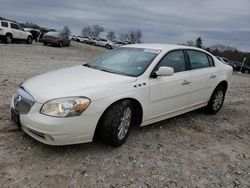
{"left": 156, "top": 66, "right": 174, "bottom": 77}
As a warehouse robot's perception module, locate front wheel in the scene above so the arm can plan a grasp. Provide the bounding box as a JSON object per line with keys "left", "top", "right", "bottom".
{"left": 98, "top": 100, "right": 134, "bottom": 147}
{"left": 26, "top": 36, "right": 33, "bottom": 44}
{"left": 205, "top": 86, "right": 226, "bottom": 114}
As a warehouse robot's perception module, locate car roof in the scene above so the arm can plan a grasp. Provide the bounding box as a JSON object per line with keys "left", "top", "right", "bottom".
{"left": 122, "top": 43, "right": 206, "bottom": 52}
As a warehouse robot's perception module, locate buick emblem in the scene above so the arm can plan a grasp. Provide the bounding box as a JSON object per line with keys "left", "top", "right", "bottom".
{"left": 14, "top": 95, "right": 22, "bottom": 107}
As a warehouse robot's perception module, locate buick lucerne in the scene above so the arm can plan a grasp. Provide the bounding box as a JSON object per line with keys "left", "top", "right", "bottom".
{"left": 11, "top": 44, "right": 232, "bottom": 147}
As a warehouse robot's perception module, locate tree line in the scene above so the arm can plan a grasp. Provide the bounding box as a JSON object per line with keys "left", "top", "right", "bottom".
{"left": 180, "top": 37, "right": 250, "bottom": 66}
{"left": 81, "top": 24, "right": 142, "bottom": 44}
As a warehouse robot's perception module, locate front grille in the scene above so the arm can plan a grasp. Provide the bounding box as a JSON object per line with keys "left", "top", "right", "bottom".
{"left": 13, "top": 87, "right": 36, "bottom": 114}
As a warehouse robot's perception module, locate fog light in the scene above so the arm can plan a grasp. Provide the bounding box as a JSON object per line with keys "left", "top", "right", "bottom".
{"left": 44, "top": 134, "right": 54, "bottom": 142}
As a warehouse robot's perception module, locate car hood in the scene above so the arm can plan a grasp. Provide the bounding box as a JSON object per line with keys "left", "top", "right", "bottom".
{"left": 22, "top": 65, "right": 136, "bottom": 103}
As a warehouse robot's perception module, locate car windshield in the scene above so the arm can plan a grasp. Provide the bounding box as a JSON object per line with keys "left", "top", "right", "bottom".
{"left": 86, "top": 47, "right": 161, "bottom": 77}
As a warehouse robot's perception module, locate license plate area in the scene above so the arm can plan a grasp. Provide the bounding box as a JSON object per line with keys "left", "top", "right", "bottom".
{"left": 11, "top": 108, "right": 21, "bottom": 127}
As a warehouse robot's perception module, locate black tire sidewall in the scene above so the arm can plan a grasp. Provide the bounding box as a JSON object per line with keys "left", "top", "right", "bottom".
{"left": 59, "top": 41, "right": 63, "bottom": 47}
{"left": 206, "top": 86, "right": 225, "bottom": 114}
{"left": 99, "top": 100, "right": 134, "bottom": 147}
{"left": 27, "top": 36, "right": 32, "bottom": 44}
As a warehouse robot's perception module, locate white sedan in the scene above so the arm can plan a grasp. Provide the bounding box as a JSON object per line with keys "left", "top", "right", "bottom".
{"left": 11, "top": 44, "right": 232, "bottom": 147}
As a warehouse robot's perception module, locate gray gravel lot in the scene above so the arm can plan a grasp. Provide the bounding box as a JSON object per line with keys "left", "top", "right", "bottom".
{"left": 0, "top": 42, "right": 250, "bottom": 188}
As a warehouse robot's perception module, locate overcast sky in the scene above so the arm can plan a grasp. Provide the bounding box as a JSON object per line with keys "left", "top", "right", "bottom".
{"left": 1, "top": 0, "right": 250, "bottom": 51}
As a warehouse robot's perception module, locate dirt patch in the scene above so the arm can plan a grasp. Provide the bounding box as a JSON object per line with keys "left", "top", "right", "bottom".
{"left": 0, "top": 42, "right": 249, "bottom": 187}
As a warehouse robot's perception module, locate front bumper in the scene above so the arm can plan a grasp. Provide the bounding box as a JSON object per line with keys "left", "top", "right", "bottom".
{"left": 14, "top": 102, "right": 101, "bottom": 145}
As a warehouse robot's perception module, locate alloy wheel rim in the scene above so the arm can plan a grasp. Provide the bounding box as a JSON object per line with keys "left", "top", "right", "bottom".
{"left": 7, "top": 36, "right": 11, "bottom": 43}
{"left": 117, "top": 107, "right": 131, "bottom": 140}
{"left": 213, "top": 90, "right": 224, "bottom": 111}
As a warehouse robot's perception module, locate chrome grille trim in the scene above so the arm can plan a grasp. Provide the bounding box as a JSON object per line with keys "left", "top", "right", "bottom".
{"left": 13, "top": 88, "right": 36, "bottom": 114}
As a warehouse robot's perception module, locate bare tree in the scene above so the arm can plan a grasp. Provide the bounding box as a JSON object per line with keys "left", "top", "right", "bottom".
{"left": 92, "top": 25, "right": 104, "bottom": 37}
{"left": 119, "top": 33, "right": 126, "bottom": 41}
{"left": 107, "top": 31, "right": 116, "bottom": 41}
{"left": 123, "top": 30, "right": 142, "bottom": 44}
{"left": 81, "top": 26, "right": 93, "bottom": 36}
{"left": 61, "top": 26, "right": 71, "bottom": 36}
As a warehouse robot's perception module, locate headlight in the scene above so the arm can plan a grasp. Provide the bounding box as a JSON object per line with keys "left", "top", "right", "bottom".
{"left": 40, "top": 97, "right": 91, "bottom": 117}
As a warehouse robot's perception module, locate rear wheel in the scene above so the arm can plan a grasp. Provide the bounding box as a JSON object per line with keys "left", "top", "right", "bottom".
{"left": 43, "top": 42, "right": 47, "bottom": 46}
{"left": 26, "top": 36, "right": 32, "bottom": 44}
{"left": 58, "top": 41, "right": 63, "bottom": 47}
{"left": 98, "top": 100, "right": 134, "bottom": 147}
{"left": 205, "top": 86, "right": 226, "bottom": 114}
{"left": 106, "top": 45, "right": 112, "bottom": 49}
{"left": 5, "top": 34, "right": 12, "bottom": 44}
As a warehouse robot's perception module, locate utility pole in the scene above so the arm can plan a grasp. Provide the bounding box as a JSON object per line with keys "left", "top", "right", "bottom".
{"left": 239, "top": 57, "right": 246, "bottom": 73}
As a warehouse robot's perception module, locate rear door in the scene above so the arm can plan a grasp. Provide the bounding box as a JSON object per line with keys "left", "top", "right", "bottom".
{"left": 186, "top": 50, "right": 218, "bottom": 105}
{"left": 10, "top": 23, "right": 20, "bottom": 39}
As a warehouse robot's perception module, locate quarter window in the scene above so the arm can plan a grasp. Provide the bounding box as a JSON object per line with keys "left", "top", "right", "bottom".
{"left": 156, "top": 50, "right": 186, "bottom": 73}
{"left": 1, "top": 21, "right": 8, "bottom": 27}
{"left": 207, "top": 55, "right": 214, "bottom": 67}
{"left": 187, "top": 50, "right": 210, "bottom": 69}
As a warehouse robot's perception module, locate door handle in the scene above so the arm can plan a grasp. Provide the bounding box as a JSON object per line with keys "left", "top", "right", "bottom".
{"left": 210, "top": 74, "right": 216, "bottom": 78}
{"left": 182, "top": 80, "right": 191, "bottom": 85}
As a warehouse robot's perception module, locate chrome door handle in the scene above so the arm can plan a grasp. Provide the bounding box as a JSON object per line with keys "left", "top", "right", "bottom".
{"left": 210, "top": 74, "right": 216, "bottom": 78}
{"left": 182, "top": 80, "right": 191, "bottom": 85}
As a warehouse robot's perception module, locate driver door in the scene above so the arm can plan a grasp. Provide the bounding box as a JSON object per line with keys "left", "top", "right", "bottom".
{"left": 149, "top": 50, "right": 191, "bottom": 119}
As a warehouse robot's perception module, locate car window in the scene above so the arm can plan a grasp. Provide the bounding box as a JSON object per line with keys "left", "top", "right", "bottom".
{"left": 156, "top": 50, "right": 186, "bottom": 73}
{"left": 187, "top": 50, "right": 210, "bottom": 69}
{"left": 207, "top": 55, "right": 214, "bottom": 67}
{"left": 16, "top": 24, "right": 24, "bottom": 31}
{"left": 1, "top": 21, "right": 8, "bottom": 27}
{"left": 10, "top": 23, "right": 18, "bottom": 29}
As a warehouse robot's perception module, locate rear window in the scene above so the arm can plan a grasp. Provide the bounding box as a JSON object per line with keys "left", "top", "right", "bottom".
{"left": 46, "top": 32, "right": 60, "bottom": 36}
{"left": 1, "top": 21, "right": 8, "bottom": 27}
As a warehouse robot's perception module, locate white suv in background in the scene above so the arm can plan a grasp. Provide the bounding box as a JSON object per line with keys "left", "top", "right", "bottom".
{"left": 0, "top": 20, "right": 33, "bottom": 44}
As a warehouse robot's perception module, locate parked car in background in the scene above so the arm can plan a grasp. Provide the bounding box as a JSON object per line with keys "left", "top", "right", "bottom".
{"left": 24, "top": 28, "right": 40, "bottom": 42}
{"left": 11, "top": 44, "right": 232, "bottom": 147}
{"left": 92, "top": 38, "right": 113, "bottom": 49}
{"left": 76, "top": 36, "right": 90, "bottom": 43}
{"left": 0, "top": 20, "right": 33, "bottom": 44}
{"left": 216, "top": 56, "right": 237, "bottom": 70}
{"left": 231, "top": 61, "right": 250, "bottom": 74}
{"left": 43, "top": 31, "right": 70, "bottom": 47}
{"left": 68, "top": 35, "right": 77, "bottom": 41}
{"left": 111, "top": 40, "right": 126, "bottom": 49}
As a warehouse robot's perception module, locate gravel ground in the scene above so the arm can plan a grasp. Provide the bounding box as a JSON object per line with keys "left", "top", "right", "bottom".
{"left": 0, "top": 41, "right": 249, "bottom": 188}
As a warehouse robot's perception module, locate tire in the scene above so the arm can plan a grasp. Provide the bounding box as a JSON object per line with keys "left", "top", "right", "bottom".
{"left": 205, "top": 86, "right": 226, "bottom": 114}
{"left": 98, "top": 100, "right": 134, "bottom": 147}
{"left": 84, "top": 41, "right": 87, "bottom": 44}
{"left": 106, "top": 45, "right": 112, "bottom": 49}
{"left": 92, "top": 42, "right": 96, "bottom": 46}
{"left": 5, "top": 34, "right": 12, "bottom": 44}
{"left": 26, "top": 36, "right": 32, "bottom": 44}
{"left": 58, "top": 41, "right": 63, "bottom": 47}
{"left": 43, "top": 42, "right": 47, "bottom": 46}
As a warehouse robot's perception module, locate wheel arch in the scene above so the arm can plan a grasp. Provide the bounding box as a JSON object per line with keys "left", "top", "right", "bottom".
{"left": 94, "top": 97, "right": 143, "bottom": 138}
{"left": 5, "top": 32, "right": 13, "bottom": 37}
{"left": 216, "top": 80, "right": 228, "bottom": 91}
